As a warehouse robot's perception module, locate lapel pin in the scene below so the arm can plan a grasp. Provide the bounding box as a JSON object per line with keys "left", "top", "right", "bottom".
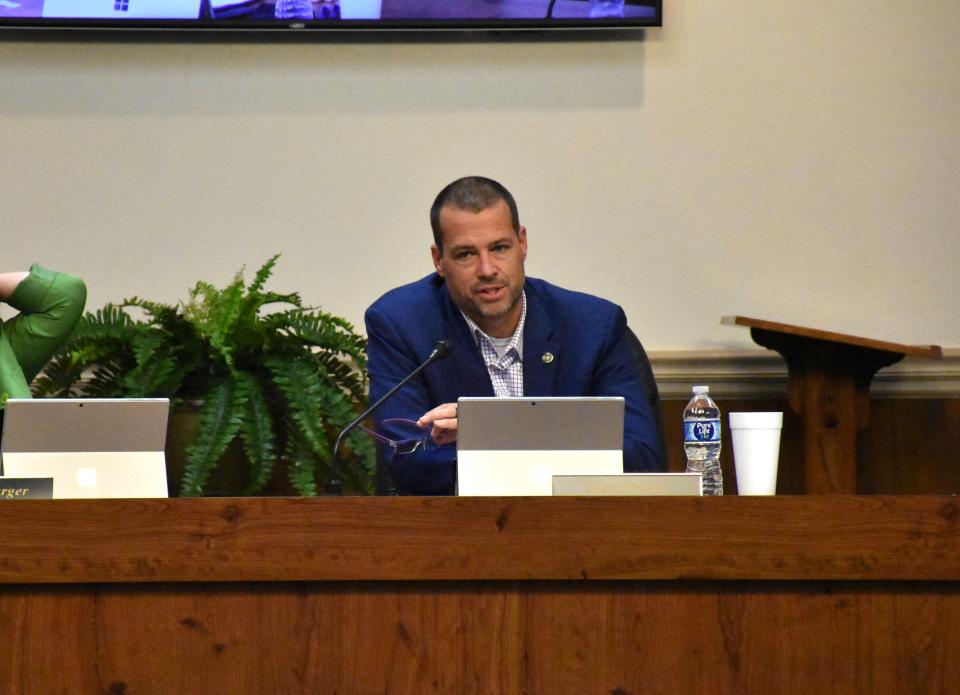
{"left": 541, "top": 352, "right": 554, "bottom": 364}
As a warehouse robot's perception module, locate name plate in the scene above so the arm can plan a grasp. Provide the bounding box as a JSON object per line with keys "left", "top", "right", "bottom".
{"left": 552, "top": 473, "right": 703, "bottom": 496}
{"left": 0, "top": 478, "right": 54, "bottom": 500}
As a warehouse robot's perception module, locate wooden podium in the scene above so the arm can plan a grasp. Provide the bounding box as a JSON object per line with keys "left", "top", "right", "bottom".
{"left": 724, "top": 316, "right": 942, "bottom": 494}
{"left": 2, "top": 496, "right": 959, "bottom": 693}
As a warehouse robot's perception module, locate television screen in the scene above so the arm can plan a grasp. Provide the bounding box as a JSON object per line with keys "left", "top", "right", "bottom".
{"left": 0, "top": 0, "right": 661, "bottom": 32}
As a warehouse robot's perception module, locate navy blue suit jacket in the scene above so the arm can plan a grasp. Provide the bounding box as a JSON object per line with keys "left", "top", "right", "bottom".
{"left": 364, "top": 274, "right": 663, "bottom": 495}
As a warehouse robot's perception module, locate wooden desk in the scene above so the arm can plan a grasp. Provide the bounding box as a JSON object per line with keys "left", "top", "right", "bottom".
{"left": 1, "top": 496, "right": 958, "bottom": 693}
{"left": 724, "top": 315, "right": 942, "bottom": 493}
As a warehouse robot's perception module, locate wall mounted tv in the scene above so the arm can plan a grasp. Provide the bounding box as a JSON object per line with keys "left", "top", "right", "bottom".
{"left": 0, "top": 1, "right": 662, "bottom": 34}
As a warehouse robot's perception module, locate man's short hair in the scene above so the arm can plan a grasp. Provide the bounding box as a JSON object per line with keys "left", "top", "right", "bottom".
{"left": 430, "top": 176, "right": 521, "bottom": 252}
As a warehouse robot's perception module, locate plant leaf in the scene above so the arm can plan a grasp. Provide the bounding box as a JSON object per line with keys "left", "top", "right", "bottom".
{"left": 283, "top": 420, "right": 318, "bottom": 497}
{"left": 314, "top": 372, "right": 376, "bottom": 493}
{"left": 266, "top": 357, "right": 332, "bottom": 462}
{"left": 237, "top": 372, "right": 277, "bottom": 495}
{"left": 246, "top": 253, "right": 280, "bottom": 297}
{"left": 180, "top": 375, "right": 247, "bottom": 497}
{"left": 31, "top": 352, "right": 86, "bottom": 397}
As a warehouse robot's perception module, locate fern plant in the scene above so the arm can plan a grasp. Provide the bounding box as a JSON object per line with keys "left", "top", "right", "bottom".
{"left": 34, "top": 255, "right": 374, "bottom": 496}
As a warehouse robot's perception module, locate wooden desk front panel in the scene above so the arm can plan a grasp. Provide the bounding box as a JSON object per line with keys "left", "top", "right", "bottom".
{"left": 2, "top": 497, "right": 959, "bottom": 693}
{"left": 2, "top": 580, "right": 957, "bottom": 694}
{"left": 3, "top": 496, "right": 960, "bottom": 583}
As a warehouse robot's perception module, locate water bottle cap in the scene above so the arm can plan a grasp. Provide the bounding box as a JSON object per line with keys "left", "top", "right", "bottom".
{"left": 692, "top": 385, "right": 709, "bottom": 394}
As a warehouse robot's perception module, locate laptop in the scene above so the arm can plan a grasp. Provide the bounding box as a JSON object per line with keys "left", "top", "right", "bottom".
{"left": 0, "top": 398, "right": 170, "bottom": 499}
{"left": 456, "top": 396, "right": 624, "bottom": 496}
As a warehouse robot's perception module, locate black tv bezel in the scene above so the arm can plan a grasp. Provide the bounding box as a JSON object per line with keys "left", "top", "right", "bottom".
{"left": 0, "top": 0, "right": 662, "bottom": 36}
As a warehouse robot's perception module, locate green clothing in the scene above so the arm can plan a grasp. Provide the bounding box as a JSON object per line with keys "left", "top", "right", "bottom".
{"left": 0, "top": 264, "right": 86, "bottom": 403}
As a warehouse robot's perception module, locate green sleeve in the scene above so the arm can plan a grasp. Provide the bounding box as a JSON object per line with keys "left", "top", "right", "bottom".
{"left": 0, "top": 333, "right": 32, "bottom": 402}
{"left": 1, "top": 264, "right": 87, "bottom": 399}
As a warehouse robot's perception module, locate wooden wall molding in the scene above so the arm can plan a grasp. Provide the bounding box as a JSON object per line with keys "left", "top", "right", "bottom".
{"left": 650, "top": 347, "right": 960, "bottom": 400}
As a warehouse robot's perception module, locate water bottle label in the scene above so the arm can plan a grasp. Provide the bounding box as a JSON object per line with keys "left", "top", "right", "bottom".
{"left": 684, "top": 419, "right": 721, "bottom": 443}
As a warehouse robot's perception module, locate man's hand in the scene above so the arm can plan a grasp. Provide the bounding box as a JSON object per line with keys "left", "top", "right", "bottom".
{"left": 417, "top": 402, "right": 458, "bottom": 446}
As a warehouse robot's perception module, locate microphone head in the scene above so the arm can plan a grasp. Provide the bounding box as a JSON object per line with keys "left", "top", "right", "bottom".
{"left": 432, "top": 339, "right": 452, "bottom": 359}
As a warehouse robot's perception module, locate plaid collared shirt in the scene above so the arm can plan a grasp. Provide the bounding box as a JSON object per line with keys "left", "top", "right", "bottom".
{"left": 461, "top": 291, "right": 526, "bottom": 398}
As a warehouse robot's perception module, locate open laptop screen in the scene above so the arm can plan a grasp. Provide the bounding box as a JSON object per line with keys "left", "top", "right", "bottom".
{"left": 456, "top": 396, "right": 624, "bottom": 496}
{"left": 0, "top": 398, "right": 170, "bottom": 499}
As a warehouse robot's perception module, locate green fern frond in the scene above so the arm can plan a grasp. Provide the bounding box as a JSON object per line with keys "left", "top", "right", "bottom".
{"left": 339, "top": 438, "right": 375, "bottom": 493}
{"left": 123, "top": 297, "right": 181, "bottom": 326}
{"left": 195, "top": 277, "right": 245, "bottom": 369}
{"left": 75, "top": 302, "right": 135, "bottom": 328}
{"left": 247, "top": 254, "right": 280, "bottom": 296}
{"left": 159, "top": 355, "right": 207, "bottom": 401}
{"left": 340, "top": 427, "right": 376, "bottom": 493}
{"left": 122, "top": 352, "right": 178, "bottom": 397}
{"left": 259, "top": 291, "right": 302, "bottom": 308}
{"left": 312, "top": 372, "right": 364, "bottom": 434}
{"left": 283, "top": 422, "right": 318, "bottom": 497}
{"left": 234, "top": 258, "right": 302, "bottom": 349}
{"left": 315, "top": 351, "right": 368, "bottom": 402}
{"left": 181, "top": 376, "right": 248, "bottom": 497}
{"left": 85, "top": 358, "right": 132, "bottom": 397}
{"left": 185, "top": 281, "right": 220, "bottom": 310}
{"left": 266, "top": 358, "right": 332, "bottom": 463}
{"left": 31, "top": 352, "right": 87, "bottom": 397}
{"left": 68, "top": 340, "right": 129, "bottom": 371}
{"left": 314, "top": 373, "right": 375, "bottom": 493}
{"left": 66, "top": 305, "right": 139, "bottom": 352}
{"left": 269, "top": 309, "right": 367, "bottom": 359}
{"left": 182, "top": 281, "right": 221, "bottom": 333}
{"left": 236, "top": 372, "right": 277, "bottom": 495}
{"left": 129, "top": 331, "right": 166, "bottom": 367}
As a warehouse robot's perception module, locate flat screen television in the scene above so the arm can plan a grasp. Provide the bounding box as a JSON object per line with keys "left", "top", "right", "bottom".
{"left": 0, "top": 1, "right": 662, "bottom": 34}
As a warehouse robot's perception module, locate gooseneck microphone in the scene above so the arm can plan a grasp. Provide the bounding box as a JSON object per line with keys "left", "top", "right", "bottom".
{"left": 326, "top": 339, "right": 452, "bottom": 495}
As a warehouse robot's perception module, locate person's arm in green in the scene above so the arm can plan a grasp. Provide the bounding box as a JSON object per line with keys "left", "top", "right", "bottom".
{"left": 0, "top": 264, "right": 87, "bottom": 402}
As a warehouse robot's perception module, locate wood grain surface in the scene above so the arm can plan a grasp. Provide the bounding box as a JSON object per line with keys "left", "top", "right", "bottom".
{"left": 2, "top": 580, "right": 958, "bottom": 694}
{"left": 2, "top": 496, "right": 960, "bottom": 583}
{"left": 3, "top": 496, "right": 959, "bottom": 693}
{"left": 722, "top": 315, "right": 943, "bottom": 359}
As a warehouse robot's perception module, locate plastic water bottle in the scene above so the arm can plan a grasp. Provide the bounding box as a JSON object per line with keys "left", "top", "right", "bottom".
{"left": 684, "top": 385, "right": 723, "bottom": 495}
{"left": 275, "top": 0, "right": 313, "bottom": 19}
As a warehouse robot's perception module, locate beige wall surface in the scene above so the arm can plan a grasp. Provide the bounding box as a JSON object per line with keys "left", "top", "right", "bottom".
{"left": 1, "top": 1, "right": 957, "bottom": 350}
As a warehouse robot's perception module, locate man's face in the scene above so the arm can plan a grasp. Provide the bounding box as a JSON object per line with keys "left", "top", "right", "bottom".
{"left": 431, "top": 198, "right": 527, "bottom": 339}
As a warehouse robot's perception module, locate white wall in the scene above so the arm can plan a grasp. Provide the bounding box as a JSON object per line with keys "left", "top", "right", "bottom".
{"left": 1, "top": 0, "right": 958, "bottom": 350}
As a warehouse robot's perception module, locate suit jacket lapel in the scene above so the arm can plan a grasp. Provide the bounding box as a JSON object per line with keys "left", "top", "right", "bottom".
{"left": 522, "top": 286, "right": 560, "bottom": 396}
{"left": 442, "top": 289, "right": 495, "bottom": 397}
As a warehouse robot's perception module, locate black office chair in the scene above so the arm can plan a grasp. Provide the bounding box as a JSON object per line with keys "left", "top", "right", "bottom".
{"left": 374, "top": 326, "right": 667, "bottom": 495}
{"left": 623, "top": 326, "right": 669, "bottom": 471}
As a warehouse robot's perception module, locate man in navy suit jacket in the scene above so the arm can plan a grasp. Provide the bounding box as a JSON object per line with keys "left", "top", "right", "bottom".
{"left": 364, "top": 176, "right": 663, "bottom": 495}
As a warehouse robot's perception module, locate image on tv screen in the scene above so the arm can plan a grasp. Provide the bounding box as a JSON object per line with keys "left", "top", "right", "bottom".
{"left": 0, "top": 0, "right": 660, "bottom": 22}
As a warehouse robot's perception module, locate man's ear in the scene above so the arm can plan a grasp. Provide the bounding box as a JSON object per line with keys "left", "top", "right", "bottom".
{"left": 431, "top": 244, "right": 444, "bottom": 277}
{"left": 518, "top": 226, "right": 528, "bottom": 261}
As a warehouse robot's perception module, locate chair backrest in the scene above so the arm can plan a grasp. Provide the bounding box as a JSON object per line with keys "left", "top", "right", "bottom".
{"left": 622, "top": 326, "right": 668, "bottom": 471}
{"left": 374, "top": 325, "right": 667, "bottom": 495}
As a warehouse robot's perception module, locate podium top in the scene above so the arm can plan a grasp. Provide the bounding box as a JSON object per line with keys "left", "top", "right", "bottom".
{"left": 722, "top": 315, "right": 943, "bottom": 359}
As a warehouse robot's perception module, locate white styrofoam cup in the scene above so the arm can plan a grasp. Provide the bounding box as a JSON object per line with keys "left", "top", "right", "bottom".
{"left": 729, "top": 411, "right": 783, "bottom": 495}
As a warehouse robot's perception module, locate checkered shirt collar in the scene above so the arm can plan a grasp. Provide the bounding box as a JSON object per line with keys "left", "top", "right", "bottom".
{"left": 460, "top": 290, "right": 526, "bottom": 362}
